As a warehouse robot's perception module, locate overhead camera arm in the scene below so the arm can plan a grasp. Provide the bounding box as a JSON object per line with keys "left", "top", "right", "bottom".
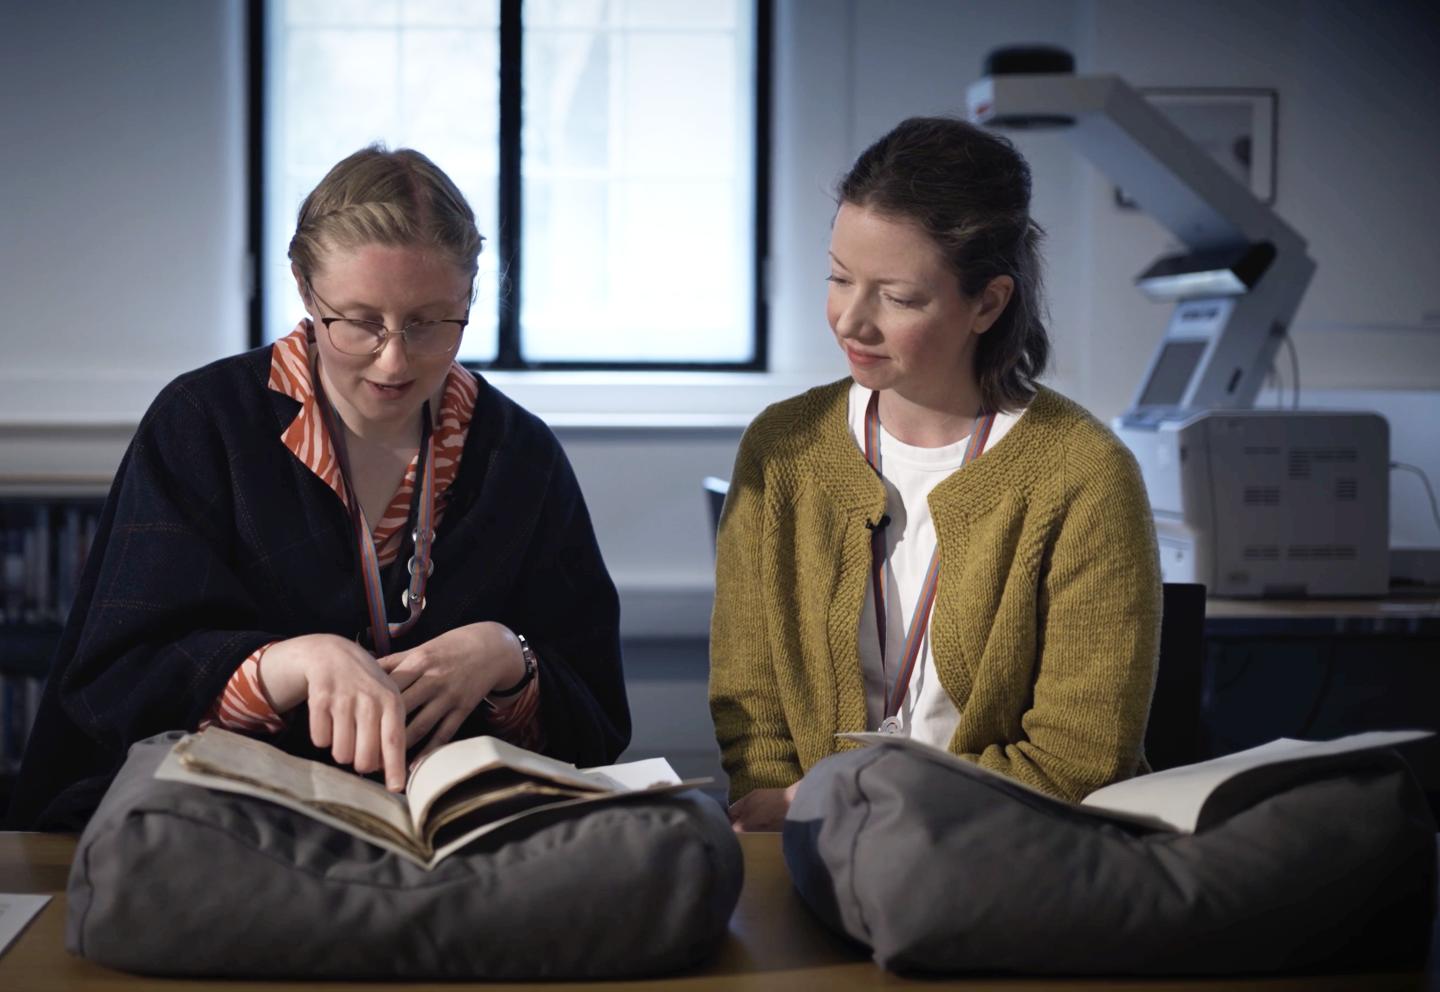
{"left": 966, "top": 63, "right": 1315, "bottom": 414}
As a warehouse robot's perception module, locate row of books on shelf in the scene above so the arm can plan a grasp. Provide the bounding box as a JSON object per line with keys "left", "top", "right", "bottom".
{"left": 0, "top": 500, "right": 103, "bottom": 625}
{"left": 0, "top": 672, "right": 43, "bottom": 774}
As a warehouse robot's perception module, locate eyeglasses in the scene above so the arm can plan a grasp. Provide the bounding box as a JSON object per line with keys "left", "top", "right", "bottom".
{"left": 306, "top": 284, "right": 468, "bottom": 357}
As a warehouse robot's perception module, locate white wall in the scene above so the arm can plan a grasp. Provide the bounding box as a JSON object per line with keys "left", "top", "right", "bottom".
{"left": 2, "top": 0, "right": 1438, "bottom": 644}
{"left": 0, "top": 0, "right": 249, "bottom": 421}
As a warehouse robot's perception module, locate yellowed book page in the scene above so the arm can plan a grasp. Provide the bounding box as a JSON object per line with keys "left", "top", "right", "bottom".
{"left": 157, "top": 728, "right": 414, "bottom": 842}
{"left": 416, "top": 756, "right": 687, "bottom": 843}
{"left": 154, "top": 747, "right": 428, "bottom": 867}
{"left": 405, "top": 735, "right": 617, "bottom": 828}
{"left": 426, "top": 779, "right": 711, "bottom": 868}
{"left": 420, "top": 781, "right": 591, "bottom": 847}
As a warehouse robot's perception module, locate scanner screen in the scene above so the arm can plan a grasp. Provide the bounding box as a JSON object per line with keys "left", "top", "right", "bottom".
{"left": 1139, "top": 340, "right": 1207, "bottom": 407}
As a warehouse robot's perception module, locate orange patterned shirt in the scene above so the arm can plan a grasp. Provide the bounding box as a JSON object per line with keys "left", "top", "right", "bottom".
{"left": 200, "top": 325, "right": 540, "bottom": 746}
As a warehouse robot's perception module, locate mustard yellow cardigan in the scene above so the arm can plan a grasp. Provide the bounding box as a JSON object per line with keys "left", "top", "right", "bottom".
{"left": 709, "top": 381, "right": 1161, "bottom": 803}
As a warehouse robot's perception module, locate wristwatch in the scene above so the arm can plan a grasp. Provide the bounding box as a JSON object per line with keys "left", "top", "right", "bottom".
{"left": 490, "top": 632, "right": 537, "bottom": 697}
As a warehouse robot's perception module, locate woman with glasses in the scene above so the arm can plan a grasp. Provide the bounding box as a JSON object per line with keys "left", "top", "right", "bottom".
{"left": 9, "top": 147, "right": 629, "bottom": 829}
{"left": 710, "top": 117, "right": 1161, "bottom": 831}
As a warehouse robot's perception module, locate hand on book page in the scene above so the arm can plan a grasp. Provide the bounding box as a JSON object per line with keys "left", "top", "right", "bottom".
{"left": 160, "top": 724, "right": 413, "bottom": 837}
{"left": 839, "top": 729, "right": 1433, "bottom": 833}
{"left": 155, "top": 727, "right": 708, "bottom": 870}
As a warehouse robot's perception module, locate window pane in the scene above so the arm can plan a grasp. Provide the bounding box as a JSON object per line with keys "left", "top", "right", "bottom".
{"left": 522, "top": 178, "right": 747, "bottom": 362}
{"left": 519, "top": 0, "right": 755, "bottom": 363}
{"left": 401, "top": 0, "right": 498, "bottom": 26}
{"left": 287, "top": 0, "right": 400, "bottom": 27}
{"left": 524, "top": 0, "right": 608, "bottom": 29}
{"left": 620, "top": 0, "right": 737, "bottom": 30}
{"left": 267, "top": 0, "right": 760, "bottom": 368}
{"left": 284, "top": 29, "right": 400, "bottom": 168}
{"left": 265, "top": 0, "right": 500, "bottom": 362}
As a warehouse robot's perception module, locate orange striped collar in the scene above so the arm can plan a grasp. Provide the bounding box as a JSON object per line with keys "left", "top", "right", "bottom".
{"left": 268, "top": 323, "right": 477, "bottom": 557}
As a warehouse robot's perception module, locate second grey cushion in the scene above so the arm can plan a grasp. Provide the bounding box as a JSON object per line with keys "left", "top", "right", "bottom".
{"left": 68, "top": 733, "right": 743, "bottom": 979}
{"left": 783, "top": 742, "right": 1436, "bottom": 976}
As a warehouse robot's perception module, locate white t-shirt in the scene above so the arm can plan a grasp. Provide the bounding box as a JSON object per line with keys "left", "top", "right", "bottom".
{"left": 847, "top": 383, "right": 1025, "bottom": 749}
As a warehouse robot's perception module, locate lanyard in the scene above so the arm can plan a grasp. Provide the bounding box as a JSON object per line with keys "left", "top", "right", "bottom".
{"left": 864, "top": 390, "right": 993, "bottom": 731}
{"left": 315, "top": 369, "right": 436, "bottom": 657}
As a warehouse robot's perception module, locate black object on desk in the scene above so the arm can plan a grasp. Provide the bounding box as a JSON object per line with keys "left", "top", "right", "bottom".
{"left": 1146, "top": 582, "right": 1207, "bottom": 771}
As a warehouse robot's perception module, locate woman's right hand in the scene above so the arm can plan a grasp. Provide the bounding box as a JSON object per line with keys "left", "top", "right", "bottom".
{"left": 258, "top": 634, "right": 408, "bottom": 791}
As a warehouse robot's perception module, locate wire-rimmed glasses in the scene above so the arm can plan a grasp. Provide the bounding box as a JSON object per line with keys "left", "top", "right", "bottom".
{"left": 306, "top": 284, "right": 468, "bottom": 357}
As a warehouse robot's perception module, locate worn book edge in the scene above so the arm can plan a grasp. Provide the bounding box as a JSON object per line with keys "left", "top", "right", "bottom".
{"left": 155, "top": 729, "right": 710, "bottom": 869}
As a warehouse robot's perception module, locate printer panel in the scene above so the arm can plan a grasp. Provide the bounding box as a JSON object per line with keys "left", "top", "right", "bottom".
{"left": 1204, "top": 413, "right": 1389, "bottom": 597}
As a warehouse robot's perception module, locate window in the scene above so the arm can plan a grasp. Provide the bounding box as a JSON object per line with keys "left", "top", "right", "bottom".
{"left": 256, "top": 0, "right": 769, "bottom": 370}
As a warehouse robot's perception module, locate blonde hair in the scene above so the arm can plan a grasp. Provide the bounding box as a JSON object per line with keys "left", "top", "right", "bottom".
{"left": 288, "top": 145, "right": 484, "bottom": 284}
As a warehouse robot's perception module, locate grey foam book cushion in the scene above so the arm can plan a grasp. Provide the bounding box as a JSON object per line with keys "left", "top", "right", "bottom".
{"left": 68, "top": 733, "right": 743, "bottom": 979}
{"left": 783, "top": 742, "right": 1437, "bottom": 976}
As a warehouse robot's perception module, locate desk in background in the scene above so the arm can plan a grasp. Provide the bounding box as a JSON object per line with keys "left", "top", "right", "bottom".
{"left": 1, "top": 831, "right": 1435, "bottom": 990}
{"left": 1206, "top": 595, "right": 1440, "bottom": 635}
{"left": 1202, "top": 596, "right": 1440, "bottom": 810}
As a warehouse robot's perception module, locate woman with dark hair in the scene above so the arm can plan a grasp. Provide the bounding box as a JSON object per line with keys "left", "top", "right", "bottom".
{"left": 9, "top": 147, "right": 629, "bottom": 829}
{"left": 710, "top": 117, "right": 1161, "bottom": 831}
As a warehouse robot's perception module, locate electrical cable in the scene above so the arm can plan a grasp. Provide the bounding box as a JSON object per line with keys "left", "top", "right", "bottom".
{"left": 1294, "top": 642, "right": 1336, "bottom": 738}
{"left": 1267, "top": 363, "right": 1284, "bottom": 409}
{"left": 1214, "top": 652, "right": 1254, "bottom": 693}
{"left": 1281, "top": 331, "right": 1301, "bottom": 409}
{"left": 1390, "top": 461, "right": 1440, "bottom": 536}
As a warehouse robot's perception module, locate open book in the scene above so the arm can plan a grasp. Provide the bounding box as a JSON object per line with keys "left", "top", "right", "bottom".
{"left": 841, "top": 729, "right": 1432, "bottom": 833}
{"left": 155, "top": 727, "right": 705, "bottom": 869}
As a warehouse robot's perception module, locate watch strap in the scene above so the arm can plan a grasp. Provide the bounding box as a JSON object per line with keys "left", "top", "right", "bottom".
{"left": 490, "top": 632, "right": 537, "bottom": 697}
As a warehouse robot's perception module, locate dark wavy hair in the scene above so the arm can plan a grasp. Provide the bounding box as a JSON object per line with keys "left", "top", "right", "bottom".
{"left": 838, "top": 116, "right": 1050, "bottom": 412}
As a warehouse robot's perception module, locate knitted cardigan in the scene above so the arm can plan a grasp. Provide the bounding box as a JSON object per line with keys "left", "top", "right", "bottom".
{"left": 709, "top": 380, "right": 1161, "bottom": 803}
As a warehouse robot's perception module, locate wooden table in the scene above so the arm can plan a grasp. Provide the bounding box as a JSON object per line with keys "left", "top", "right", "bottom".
{"left": 1205, "top": 595, "right": 1440, "bottom": 636}
{"left": 0, "top": 831, "right": 1434, "bottom": 990}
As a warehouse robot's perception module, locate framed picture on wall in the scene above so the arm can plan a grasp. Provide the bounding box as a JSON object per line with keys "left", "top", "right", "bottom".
{"left": 1116, "top": 87, "right": 1279, "bottom": 207}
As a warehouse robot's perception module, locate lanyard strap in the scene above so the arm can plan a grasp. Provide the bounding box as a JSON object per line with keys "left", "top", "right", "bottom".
{"left": 863, "top": 390, "right": 993, "bottom": 721}
{"left": 315, "top": 372, "right": 436, "bottom": 657}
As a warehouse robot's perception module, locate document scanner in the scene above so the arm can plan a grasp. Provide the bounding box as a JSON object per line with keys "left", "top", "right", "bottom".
{"left": 968, "top": 48, "right": 1389, "bottom": 596}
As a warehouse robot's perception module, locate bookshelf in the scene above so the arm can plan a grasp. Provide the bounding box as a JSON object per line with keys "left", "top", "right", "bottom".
{"left": 0, "top": 419, "right": 127, "bottom": 813}
{"left": 0, "top": 494, "right": 106, "bottom": 811}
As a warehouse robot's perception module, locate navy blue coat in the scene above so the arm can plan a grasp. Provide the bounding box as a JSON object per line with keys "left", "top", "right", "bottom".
{"left": 7, "top": 346, "right": 629, "bottom": 829}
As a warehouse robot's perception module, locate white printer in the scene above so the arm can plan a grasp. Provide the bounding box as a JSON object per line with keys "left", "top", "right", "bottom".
{"left": 1122, "top": 410, "right": 1389, "bottom": 597}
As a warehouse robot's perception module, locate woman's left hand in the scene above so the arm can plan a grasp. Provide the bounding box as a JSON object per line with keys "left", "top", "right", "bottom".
{"left": 379, "top": 621, "right": 528, "bottom": 753}
{"left": 727, "top": 783, "right": 800, "bottom": 832}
